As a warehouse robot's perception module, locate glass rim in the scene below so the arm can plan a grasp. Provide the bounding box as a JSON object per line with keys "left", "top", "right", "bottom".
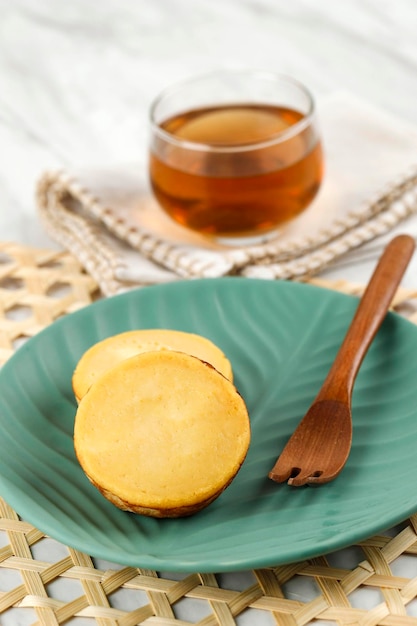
{"left": 149, "top": 69, "right": 317, "bottom": 154}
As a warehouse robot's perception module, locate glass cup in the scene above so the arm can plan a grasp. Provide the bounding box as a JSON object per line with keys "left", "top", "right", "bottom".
{"left": 149, "top": 69, "right": 324, "bottom": 244}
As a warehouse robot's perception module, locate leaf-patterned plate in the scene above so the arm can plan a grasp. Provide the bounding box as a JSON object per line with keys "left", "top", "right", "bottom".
{"left": 1, "top": 278, "right": 417, "bottom": 572}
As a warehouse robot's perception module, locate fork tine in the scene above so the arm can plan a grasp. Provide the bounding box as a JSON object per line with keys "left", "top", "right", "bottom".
{"left": 269, "top": 462, "right": 324, "bottom": 486}
{"left": 268, "top": 453, "right": 300, "bottom": 484}
{"left": 288, "top": 469, "right": 321, "bottom": 487}
{"left": 269, "top": 463, "right": 310, "bottom": 486}
{"left": 268, "top": 465, "right": 292, "bottom": 483}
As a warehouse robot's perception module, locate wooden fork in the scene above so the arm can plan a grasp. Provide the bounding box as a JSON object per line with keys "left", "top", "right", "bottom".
{"left": 269, "top": 234, "right": 415, "bottom": 487}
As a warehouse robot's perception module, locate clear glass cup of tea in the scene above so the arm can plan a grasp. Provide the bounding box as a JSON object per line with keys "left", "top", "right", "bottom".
{"left": 149, "top": 70, "right": 324, "bottom": 244}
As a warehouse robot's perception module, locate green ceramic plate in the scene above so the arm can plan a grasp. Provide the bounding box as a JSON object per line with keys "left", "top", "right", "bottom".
{"left": 1, "top": 278, "right": 417, "bottom": 572}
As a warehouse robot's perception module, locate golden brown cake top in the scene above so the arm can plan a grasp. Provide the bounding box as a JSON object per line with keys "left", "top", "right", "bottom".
{"left": 72, "top": 328, "right": 233, "bottom": 402}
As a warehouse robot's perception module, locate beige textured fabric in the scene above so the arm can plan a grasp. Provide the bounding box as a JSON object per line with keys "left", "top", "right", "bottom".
{"left": 36, "top": 93, "right": 417, "bottom": 295}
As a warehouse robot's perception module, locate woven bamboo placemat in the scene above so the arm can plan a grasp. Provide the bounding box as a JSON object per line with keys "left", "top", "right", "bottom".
{"left": 2, "top": 240, "right": 417, "bottom": 626}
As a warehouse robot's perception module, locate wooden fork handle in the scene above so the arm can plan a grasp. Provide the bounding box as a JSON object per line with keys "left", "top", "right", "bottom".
{"left": 318, "top": 234, "right": 415, "bottom": 404}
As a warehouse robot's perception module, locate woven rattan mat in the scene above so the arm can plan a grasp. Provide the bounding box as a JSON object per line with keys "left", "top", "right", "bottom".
{"left": 2, "top": 241, "right": 417, "bottom": 626}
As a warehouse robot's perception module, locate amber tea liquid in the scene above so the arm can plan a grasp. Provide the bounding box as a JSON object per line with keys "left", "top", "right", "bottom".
{"left": 150, "top": 104, "right": 323, "bottom": 240}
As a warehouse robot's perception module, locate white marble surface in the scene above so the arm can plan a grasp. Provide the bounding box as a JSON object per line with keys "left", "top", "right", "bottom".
{"left": 1, "top": 0, "right": 417, "bottom": 288}
{"left": 2, "top": 0, "right": 417, "bottom": 270}
{"left": 2, "top": 1, "right": 417, "bottom": 624}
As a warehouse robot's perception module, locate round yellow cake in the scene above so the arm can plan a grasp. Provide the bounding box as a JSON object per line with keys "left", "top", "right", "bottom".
{"left": 72, "top": 329, "right": 233, "bottom": 402}
{"left": 73, "top": 350, "right": 250, "bottom": 517}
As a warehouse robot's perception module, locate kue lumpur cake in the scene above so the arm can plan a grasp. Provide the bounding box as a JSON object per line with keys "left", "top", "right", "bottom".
{"left": 73, "top": 341, "right": 250, "bottom": 518}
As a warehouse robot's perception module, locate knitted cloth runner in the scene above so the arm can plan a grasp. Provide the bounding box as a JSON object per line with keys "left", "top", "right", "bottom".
{"left": 37, "top": 93, "right": 417, "bottom": 295}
